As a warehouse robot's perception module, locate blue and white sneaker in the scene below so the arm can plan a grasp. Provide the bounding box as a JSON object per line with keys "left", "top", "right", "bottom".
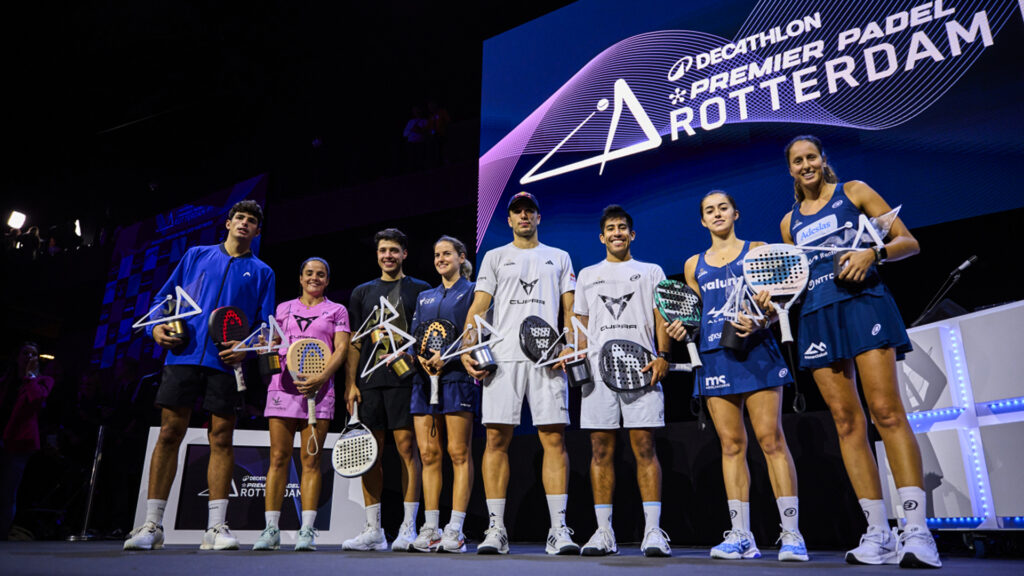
{"left": 776, "top": 527, "right": 809, "bottom": 562}
{"left": 294, "top": 526, "right": 318, "bottom": 551}
{"left": 710, "top": 529, "right": 760, "bottom": 559}
{"left": 252, "top": 525, "right": 280, "bottom": 551}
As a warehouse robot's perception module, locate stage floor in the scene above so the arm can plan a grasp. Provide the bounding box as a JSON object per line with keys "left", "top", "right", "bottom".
{"left": 2, "top": 541, "right": 1021, "bottom": 575}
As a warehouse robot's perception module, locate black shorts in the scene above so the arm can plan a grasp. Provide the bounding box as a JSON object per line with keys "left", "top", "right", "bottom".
{"left": 359, "top": 386, "right": 412, "bottom": 431}
{"left": 156, "top": 365, "right": 239, "bottom": 416}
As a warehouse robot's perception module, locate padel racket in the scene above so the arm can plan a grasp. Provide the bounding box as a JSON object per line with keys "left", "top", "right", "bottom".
{"left": 209, "top": 306, "right": 250, "bottom": 391}
{"left": 519, "top": 315, "right": 563, "bottom": 366}
{"left": 599, "top": 340, "right": 654, "bottom": 392}
{"left": 654, "top": 280, "right": 703, "bottom": 368}
{"left": 742, "top": 244, "right": 809, "bottom": 343}
{"left": 414, "top": 319, "right": 458, "bottom": 405}
{"left": 287, "top": 338, "right": 331, "bottom": 454}
{"left": 332, "top": 401, "right": 378, "bottom": 478}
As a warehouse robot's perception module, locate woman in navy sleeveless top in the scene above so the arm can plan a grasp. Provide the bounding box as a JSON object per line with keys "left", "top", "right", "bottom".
{"left": 777, "top": 136, "right": 939, "bottom": 568}
{"left": 668, "top": 191, "right": 805, "bottom": 562}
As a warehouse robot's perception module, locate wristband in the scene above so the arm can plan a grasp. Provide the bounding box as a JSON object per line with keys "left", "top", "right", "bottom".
{"left": 656, "top": 351, "right": 669, "bottom": 359}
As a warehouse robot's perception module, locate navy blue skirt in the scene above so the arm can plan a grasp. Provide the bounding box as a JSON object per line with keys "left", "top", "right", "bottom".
{"left": 797, "top": 288, "right": 912, "bottom": 369}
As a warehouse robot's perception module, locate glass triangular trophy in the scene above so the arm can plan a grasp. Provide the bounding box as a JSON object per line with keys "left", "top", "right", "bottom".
{"left": 442, "top": 312, "right": 504, "bottom": 375}
{"left": 233, "top": 315, "right": 288, "bottom": 376}
{"left": 355, "top": 296, "right": 416, "bottom": 380}
{"left": 719, "top": 267, "right": 765, "bottom": 352}
{"left": 132, "top": 286, "right": 203, "bottom": 351}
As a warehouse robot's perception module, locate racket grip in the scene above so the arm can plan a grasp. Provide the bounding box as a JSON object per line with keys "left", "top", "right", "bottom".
{"left": 778, "top": 310, "right": 794, "bottom": 343}
{"left": 307, "top": 397, "right": 317, "bottom": 426}
{"left": 234, "top": 365, "right": 246, "bottom": 392}
{"left": 686, "top": 341, "right": 702, "bottom": 369}
{"left": 429, "top": 374, "right": 440, "bottom": 405}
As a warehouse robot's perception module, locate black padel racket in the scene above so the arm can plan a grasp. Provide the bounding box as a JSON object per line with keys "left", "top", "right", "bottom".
{"left": 742, "top": 244, "right": 809, "bottom": 343}
{"left": 519, "top": 315, "right": 562, "bottom": 365}
{"left": 209, "top": 306, "right": 250, "bottom": 391}
{"left": 414, "top": 318, "right": 458, "bottom": 405}
{"left": 654, "top": 279, "right": 703, "bottom": 368}
{"left": 599, "top": 339, "right": 654, "bottom": 392}
{"left": 332, "top": 401, "right": 378, "bottom": 478}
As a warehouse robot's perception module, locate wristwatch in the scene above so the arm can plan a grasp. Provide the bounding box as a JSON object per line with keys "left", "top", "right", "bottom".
{"left": 656, "top": 351, "right": 670, "bottom": 359}
{"left": 873, "top": 245, "right": 888, "bottom": 264}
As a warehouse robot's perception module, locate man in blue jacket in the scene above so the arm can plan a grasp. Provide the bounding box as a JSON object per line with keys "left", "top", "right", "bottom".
{"left": 124, "top": 200, "right": 276, "bottom": 551}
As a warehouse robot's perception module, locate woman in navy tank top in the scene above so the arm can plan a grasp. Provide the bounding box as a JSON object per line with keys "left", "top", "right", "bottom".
{"left": 776, "top": 136, "right": 939, "bottom": 568}
{"left": 668, "top": 191, "right": 806, "bottom": 562}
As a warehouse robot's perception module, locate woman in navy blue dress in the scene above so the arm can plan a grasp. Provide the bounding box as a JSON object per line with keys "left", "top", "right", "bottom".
{"left": 776, "top": 135, "right": 938, "bottom": 568}
{"left": 669, "top": 191, "right": 805, "bottom": 562}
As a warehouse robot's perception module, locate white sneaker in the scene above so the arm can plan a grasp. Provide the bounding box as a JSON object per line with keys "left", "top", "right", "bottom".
{"left": 641, "top": 527, "right": 671, "bottom": 557}
{"left": 898, "top": 525, "right": 942, "bottom": 568}
{"left": 581, "top": 527, "right": 617, "bottom": 556}
{"left": 776, "top": 527, "right": 809, "bottom": 562}
{"left": 476, "top": 525, "right": 509, "bottom": 554}
{"left": 546, "top": 525, "right": 579, "bottom": 555}
{"left": 342, "top": 524, "right": 389, "bottom": 551}
{"left": 123, "top": 521, "right": 164, "bottom": 551}
{"left": 710, "top": 529, "right": 760, "bottom": 559}
{"left": 294, "top": 526, "right": 318, "bottom": 552}
{"left": 845, "top": 524, "right": 898, "bottom": 565}
{"left": 200, "top": 523, "right": 239, "bottom": 550}
{"left": 439, "top": 524, "right": 466, "bottom": 553}
{"left": 412, "top": 525, "right": 441, "bottom": 552}
{"left": 391, "top": 521, "right": 417, "bottom": 552}
{"left": 252, "top": 525, "right": 281, "bottom": 551}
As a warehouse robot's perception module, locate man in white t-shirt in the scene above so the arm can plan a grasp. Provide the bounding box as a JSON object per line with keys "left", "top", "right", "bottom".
{"left": 573, "top": 205, "right": 672, "bottom": 557}
{"left": 461, "top": 191, "right": 578, "bottom": 555}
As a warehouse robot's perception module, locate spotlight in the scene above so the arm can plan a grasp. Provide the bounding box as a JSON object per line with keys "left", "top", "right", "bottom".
{"left": 8, "top": 210, "right": 26, "bottom": 229}
{"left": 75, "top": 219, "right": 81, "bottom": 237}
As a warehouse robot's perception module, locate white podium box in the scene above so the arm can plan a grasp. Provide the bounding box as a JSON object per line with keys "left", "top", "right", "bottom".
{"left": 877, "top": 300, "right": 1024, "bottom": 530}
{"left": 133, "top": 428, "right": 365, "bottom": 545}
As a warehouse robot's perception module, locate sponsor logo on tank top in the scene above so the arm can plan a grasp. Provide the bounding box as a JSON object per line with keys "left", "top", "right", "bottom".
{"left": 796, "top": 214, "right": 838, "bottom": 246}
{"left": 807, "top": 272, "right": 834, "bottom": 291}
{"left": 701, "top": 276, "right": 741, "bottom": 293}
{"left": 804, "top": 342, "right": 828, "bottom": 359}
{"left": 831, "top": 199, "right": 844, "bottom": 209}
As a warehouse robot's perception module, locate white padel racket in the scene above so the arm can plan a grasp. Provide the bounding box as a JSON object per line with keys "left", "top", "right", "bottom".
{"left": 742, "top": 244, "right": 809, "bottom": 344}
{"left": 332, "top": 401, "right": 378, "bottom": 478}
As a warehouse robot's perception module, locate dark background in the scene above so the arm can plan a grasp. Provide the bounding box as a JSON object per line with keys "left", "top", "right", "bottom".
{"left": 1, "top": 0, "right": 1020, "bottom": 549}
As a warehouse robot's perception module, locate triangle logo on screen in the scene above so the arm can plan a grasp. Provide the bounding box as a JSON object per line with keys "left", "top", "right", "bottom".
{"left": 520, "top": 78, "right": 661, "bottom": 185}
{"left": 198, "top": 479, "right": 239, "bottom": 498}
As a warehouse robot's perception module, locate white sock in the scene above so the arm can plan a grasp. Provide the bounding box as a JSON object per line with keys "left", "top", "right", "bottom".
{"left": 897, "top": 486, "right": 927, "bottom": 529}
{"left": 207, "top": 499, "right": 228, "bottom": 529}
{"left": 742, "top": 501, "right": 751, "bottom": 532}
{"left": 546, "top": 494, "right": 568, "bottom": 529}
{"left": 486, "top": 499, "right": 506, "bottom": 529}
{"left": 366, "top": 503, "right": 381, "bottom": 529}
{"left": 859, "top": 498, "right": 889, "bottom": 531}
{"left": 642, "top": 502, "right": 661, "bottom": 533}
{"left": 777, "top": 496, "right": 799, "bottom": 532}
{"left": 301, "top": 510, "right": 317, "bottom": 529}
{"left": 727, "top": 499, "right": 745, "bottom": 532}
{"left": 403, "top": 501, "right": 420, "bottom": 526}
{"left": 145, "top": 499, "right": 167, "bottom": 526}
{"left": 448, "top": 511, "right": 467, "bottom": 532}
{"left": 265, "top": 510, "right": 281, "bottom": 527}
{"left": 425, "top": 509, "right": 440, "bottom": 529}
{"left": 594, "top": 504, "right": 613, "bottom": 530}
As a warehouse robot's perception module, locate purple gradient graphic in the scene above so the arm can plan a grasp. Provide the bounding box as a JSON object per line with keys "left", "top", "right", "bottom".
{"left": 479, "top": 0, "right": 1019, "bottom": 247}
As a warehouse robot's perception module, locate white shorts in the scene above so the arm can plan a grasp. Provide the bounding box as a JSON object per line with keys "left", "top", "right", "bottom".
{"left": 579, "top": 368, "right": 665, "bottom": 430}
{"left": 481, "top": 361, "right": 569, "bottom": 426}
